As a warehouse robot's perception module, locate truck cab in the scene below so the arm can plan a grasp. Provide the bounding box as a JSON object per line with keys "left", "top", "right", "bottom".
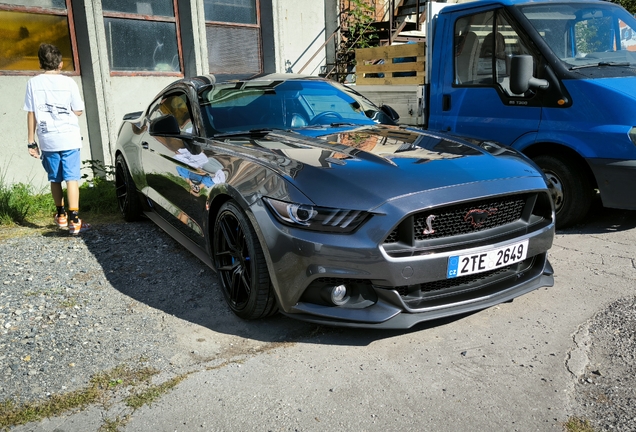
{"left": 355, "top": 0, "right": 636, "bottom": 227}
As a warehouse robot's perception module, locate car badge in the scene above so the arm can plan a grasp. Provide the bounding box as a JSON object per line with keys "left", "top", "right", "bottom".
{"left": 464, "top": 208, "right": 498, "bottom": 227}
{"left": 422, "top": 214, "right": 436, "bottom": 235}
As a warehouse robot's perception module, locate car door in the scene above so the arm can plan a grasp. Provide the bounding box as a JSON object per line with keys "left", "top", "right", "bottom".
{"left": 430, "top": 8, "right": 542, "bottom": 146}
{"left": 141, "top": 91, "right": 207, "bottom": 246}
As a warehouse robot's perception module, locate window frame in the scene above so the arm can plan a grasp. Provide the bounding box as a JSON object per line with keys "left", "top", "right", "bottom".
{"left": 0, "top": 0, "right": 80, "bottom": 76}
{"left": 102, "top": 0, "right": 184, "bottom": 77}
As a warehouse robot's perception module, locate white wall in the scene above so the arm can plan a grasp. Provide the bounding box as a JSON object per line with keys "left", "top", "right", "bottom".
{"left": 0, "top": 76, "right": 91, "bottom": 190}
{"left": 272, "top": 0, "right": 327, "bottom": 75}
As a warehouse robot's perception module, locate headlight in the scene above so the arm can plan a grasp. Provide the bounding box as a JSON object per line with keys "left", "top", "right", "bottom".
{"left": 629, "top": 127, "right": 636, "bottom": 146}
{"left": 263, "top": 197, "right": 370, "bottom": 233}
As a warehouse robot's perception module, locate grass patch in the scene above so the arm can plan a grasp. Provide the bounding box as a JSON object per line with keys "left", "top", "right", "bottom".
{"left": 0, "top": 386, "right": 101, "bottom": 429}
{"left": 0, "top": 364, "right": 161, "bottom": 430}
{"left": 125, "top": 374, "right": 188, "bottom": 409}
{"left": 0, "top": 162, "right": 120, "bottom": 230}
{"left": 564, "top": 417, "right": 596, "bottom": 432}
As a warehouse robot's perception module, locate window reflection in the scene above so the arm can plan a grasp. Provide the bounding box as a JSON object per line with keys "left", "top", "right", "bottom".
{"left": 0, "top": 9, "right": 74, "bottom": 71}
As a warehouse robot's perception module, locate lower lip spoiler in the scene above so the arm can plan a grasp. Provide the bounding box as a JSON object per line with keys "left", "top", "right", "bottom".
{"left": 284, "top": 259, "right": 554, "bottom": 329}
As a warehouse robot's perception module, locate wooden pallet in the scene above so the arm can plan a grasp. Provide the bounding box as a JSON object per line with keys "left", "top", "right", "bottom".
{"left": 355, "top": 42, "right": 425, "bottom": 85}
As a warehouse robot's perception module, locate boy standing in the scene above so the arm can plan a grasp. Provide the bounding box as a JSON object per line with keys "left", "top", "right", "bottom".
{"left": 24, "top": 43, "right": 90, "bottom": 234}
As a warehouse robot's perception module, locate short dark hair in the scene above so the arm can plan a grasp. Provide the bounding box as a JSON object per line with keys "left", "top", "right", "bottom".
{"left": 38, "top": 44, "right": 63, "bottom": 71}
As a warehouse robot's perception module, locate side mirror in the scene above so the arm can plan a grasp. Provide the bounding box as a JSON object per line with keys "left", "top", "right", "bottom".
{"left": 380, "top": 104, "right": 400, "bottom": 121}
{"left": 149, "top": 114, "right": 180, "bottom": 136}
{"left": 510, "top": 55, "right": 549, "bottom": 95}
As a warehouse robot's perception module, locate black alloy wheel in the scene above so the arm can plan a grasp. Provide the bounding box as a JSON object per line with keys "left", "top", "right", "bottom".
{"left": 115, "top": 154, "right": 142, "bottom": 221}
{"left": 533, "top": 154, "right": 593, "bottom": 229}
{"left": 212, "top": 201, "right": 277, "bottom": 319}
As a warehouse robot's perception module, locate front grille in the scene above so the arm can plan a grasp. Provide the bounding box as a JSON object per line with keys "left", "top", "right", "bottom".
{"left": 384, "top": 194, "right": 528, "bottom": 244}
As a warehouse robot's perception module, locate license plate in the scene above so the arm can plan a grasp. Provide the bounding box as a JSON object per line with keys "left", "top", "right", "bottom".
{"left": 447, "top": 240, "right": 528, "bottom": 279}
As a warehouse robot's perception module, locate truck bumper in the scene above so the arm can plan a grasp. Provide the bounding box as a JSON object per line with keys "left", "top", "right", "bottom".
{"left": 588, "top": 158, "right": 636, "bottom": 210}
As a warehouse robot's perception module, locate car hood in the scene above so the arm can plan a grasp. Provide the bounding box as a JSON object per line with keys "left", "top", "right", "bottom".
{"left": 212, "top": 126, "right": 544, "bottom": 210}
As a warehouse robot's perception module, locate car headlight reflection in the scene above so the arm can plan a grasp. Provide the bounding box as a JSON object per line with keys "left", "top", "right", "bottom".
{"left": 263, "top": 197, "right": 369, "bottom": 233}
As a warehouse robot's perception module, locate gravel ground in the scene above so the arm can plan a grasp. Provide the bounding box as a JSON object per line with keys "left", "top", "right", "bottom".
{"left": 1, "top": 221, "right": 635, "bottom": 430}
{"left": 0, "top": 221, "right": 228, "bottom": 406}
{"left": 571, "top": 296, "right": 636, "bottom": 432}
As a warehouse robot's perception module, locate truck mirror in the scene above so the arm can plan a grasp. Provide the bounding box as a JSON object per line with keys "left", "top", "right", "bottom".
{"left": 510, "top": 55, "right": 549, "bottom": 95}
{"left": 380, "top": 104, "right": 400, "bottom": 121}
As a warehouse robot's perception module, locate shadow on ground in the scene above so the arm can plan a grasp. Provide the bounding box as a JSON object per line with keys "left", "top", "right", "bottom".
{"left": 79, "top": 219, "right": 475, "bottom": 348}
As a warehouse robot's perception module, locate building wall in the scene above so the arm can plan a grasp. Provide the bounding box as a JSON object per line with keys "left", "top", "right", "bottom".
{"left": 271, "top": 0, "right": 327, "bottom": 76}
{"left": 1, "top": 75, "right": 91, "bottom": 188}
{"left": 1, "top": 0, "right": 329, "bottom": 189}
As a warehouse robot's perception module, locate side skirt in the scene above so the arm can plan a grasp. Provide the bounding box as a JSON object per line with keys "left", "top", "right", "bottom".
{"left": 144, "top": 211, "right": 215, "bottom": 270}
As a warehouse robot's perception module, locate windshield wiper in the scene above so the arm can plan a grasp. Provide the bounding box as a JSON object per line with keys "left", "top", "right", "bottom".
{"left": 212, "top": 128, "right": 280, "bottom": 138}
{"left": 570, "top": 61, "right": 631, "bottom": 70}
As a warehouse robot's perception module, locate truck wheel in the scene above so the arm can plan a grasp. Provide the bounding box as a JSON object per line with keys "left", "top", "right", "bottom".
{"left": 533, "top": 154, "right": 592, "bottom": 229}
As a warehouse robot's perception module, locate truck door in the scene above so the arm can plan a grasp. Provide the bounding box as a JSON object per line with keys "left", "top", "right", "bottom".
{"left": 430, "top": 8, "right": 542, "bottom": 146}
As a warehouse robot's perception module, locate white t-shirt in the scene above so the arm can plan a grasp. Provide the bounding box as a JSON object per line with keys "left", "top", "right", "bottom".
{"left": 23, "top": 74, "right": 85, "bottom": 152}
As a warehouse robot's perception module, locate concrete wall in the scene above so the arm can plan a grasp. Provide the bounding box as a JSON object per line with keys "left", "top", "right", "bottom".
{"left": 1, "top": 76, "right": 91, "bottom": 189}
{"left": 272, "top": 0, "right": 327, "bottom": 75}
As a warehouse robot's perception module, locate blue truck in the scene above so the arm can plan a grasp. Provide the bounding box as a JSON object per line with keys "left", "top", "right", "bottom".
{"left": 354, "top": 0, "right": 636, "bottom": 228}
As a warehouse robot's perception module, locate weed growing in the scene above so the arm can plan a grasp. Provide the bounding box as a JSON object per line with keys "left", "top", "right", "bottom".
{"left": 0, "top": 364, "right": 163, "bottom": 430}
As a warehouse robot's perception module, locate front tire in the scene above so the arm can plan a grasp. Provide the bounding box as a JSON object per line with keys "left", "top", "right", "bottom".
{"left": 533, "top": 154, "right": 593, "bottom": 229}
{"left": 212, "top": 201, "right": 277, "bottom": 319}
{"left": 115, "top": 154, "right": 142, "bottom": 222}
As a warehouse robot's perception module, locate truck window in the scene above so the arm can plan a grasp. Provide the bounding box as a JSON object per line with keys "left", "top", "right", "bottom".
{"left": 454, "top": 10, "right": 536, "bottom": 96}
{"left": 520, "top": 3, "right": 636, "bottom": 71}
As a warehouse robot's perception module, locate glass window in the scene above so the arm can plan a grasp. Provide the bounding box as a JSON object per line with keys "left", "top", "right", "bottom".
{"left": 206, "top": 25, "right": 261, "bottom": 80}
{"left": 102, "top": 0, "right": 174, "bottom": 17}
{"left": 203, "top": 0, "right": 257, "bottom": 25}
{"left": 203, "top": 0, "right": 262, "bottom": 78}
{"left": 520, "top": 3, "right": 636, "bottom": 69}
{"left": 454, "top": 10, "right": 536, "bottom": 96}
{"left": 102, "top": 0, "right": 182, "bottom": 74}
{"left": 149, "top": 93, "right": 194, "bottom": 135}
{"left": 0, "top": 1, "right": 77, "bottom": 72}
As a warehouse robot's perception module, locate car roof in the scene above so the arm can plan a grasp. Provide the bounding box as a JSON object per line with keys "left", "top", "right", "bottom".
{"left": 170, "top": 73, "right": 332, "bottom": 94}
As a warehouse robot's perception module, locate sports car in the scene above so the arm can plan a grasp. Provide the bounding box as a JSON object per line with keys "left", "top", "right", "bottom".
{"left": 114, "top": 74, "right": 555, "bottom": 329}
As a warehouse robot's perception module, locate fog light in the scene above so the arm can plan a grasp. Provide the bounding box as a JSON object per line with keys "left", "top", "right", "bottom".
{"left": 330, "top": 284, "right": 348, "bottom": 306}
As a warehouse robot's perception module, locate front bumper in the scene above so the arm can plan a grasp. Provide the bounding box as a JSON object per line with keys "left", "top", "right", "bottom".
{"left": 249, "top": 178, "right": 555, "bottom": 329}
{"left": 286, "top": 256, "right": 553, "bottom": 329}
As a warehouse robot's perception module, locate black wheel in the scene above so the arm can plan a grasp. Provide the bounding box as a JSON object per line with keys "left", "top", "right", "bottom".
{"left": 212, "top": 201, "right": 278, "bottom": 319}
{"left": 115, "top": 154, "right": 142, "bottom": 222}
{"left": 310, "top": 111, "right": 344, "bottom": 125}
{"left": 533, "top": 154, "right": 593, "bottom": 229}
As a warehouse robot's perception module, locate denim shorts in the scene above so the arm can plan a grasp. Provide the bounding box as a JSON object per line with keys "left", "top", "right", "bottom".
{"left": 41, "top": 149, "right": 81, "bottom": 182}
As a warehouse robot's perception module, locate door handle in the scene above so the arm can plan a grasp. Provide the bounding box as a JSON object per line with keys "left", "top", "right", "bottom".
{"left": 141, "top": 141, "right": 149, "bottom": 149}
{"left": 442, "top": 94, "right": 451, "bottom": 111}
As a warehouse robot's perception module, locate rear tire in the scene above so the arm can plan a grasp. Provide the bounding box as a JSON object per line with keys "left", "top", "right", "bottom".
{"left": 115, "top": 154, "right": 143, "bottom": 222}
{"left": 212, "top": 201, "right": 278, "bottom": 319}
{"left": 533, "top": 154, "right": 593, "bottom": 229}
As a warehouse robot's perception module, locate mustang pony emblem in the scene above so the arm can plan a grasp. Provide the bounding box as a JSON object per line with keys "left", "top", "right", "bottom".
{"left": 464, "top": 208, "right": 498, "bottom": 227}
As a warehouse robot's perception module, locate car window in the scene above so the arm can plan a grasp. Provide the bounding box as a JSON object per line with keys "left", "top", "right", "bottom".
{"left": 148, "top": 92, "right": 195, "bottom": 135}
{"left": 199, "top": 80, "right": 377, "bottom": 134}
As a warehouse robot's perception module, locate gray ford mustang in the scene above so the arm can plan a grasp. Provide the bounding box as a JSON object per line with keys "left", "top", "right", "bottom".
{"left": 114, "top": 74, "right": 555, "bottom": 329}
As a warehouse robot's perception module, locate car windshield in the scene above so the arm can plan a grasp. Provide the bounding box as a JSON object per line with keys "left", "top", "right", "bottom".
{"left": 198, "top": 79, "right": 390, "bottom": 136}
{"left": 519, "top": 2, "right": 636, "bottom": 71}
